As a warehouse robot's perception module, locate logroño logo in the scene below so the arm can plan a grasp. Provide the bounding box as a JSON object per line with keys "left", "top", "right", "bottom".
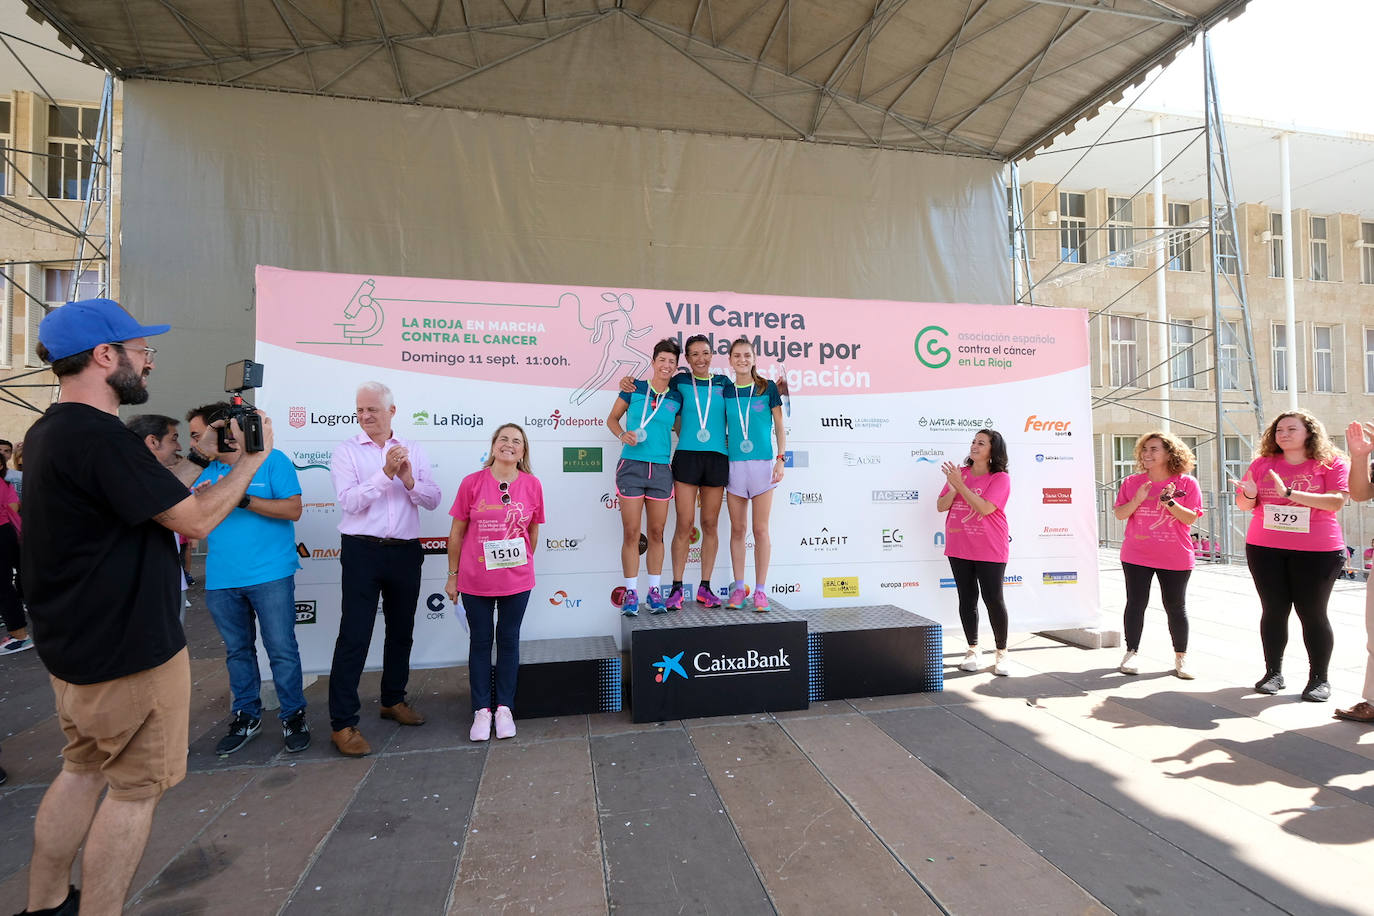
{"left": 1024, "top": 415, "right": 1073, "bottom": 436}
{"left": 1042, "top": 488, "right": 1072, "bottom": 504}
{"left": 288, "top": 406, "right": 307, "bottom": 429}
{"left": 524, "top": 409, "right": 601, "bottom": 431}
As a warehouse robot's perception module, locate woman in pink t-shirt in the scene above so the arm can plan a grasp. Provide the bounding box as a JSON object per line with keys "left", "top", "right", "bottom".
{"left": 444, "top": 424, "right": 546, "bottom": 741}
{"left": 1113, "top": 432, "right": 1202, "bottom": 679}
{"left": 937, "top": 429, "right": 1012, "bottom": 676}
{"left": 1237, "top": 409, "right": 1349, "bottom": 703}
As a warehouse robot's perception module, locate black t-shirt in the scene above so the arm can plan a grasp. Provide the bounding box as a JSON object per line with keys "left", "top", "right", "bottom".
{"left": 21, "top": 402, "right": 191, "bottom": 684}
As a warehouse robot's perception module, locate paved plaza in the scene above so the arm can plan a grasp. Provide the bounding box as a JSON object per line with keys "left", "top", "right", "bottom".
{"left": 1, "top": 550, "right": 1371, "bottom": 915}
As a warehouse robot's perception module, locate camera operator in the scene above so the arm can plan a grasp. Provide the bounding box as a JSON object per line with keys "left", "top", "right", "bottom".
{"left": 185, "top": 402, "right": 310, "bottom": 755}
{"left": 20, "top": 299, "right": 272, "bottom": 916}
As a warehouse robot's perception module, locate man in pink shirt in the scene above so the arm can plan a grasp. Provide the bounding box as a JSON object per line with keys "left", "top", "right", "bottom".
{"left": 327, "top": 381, "right": 442, "bottom": 756}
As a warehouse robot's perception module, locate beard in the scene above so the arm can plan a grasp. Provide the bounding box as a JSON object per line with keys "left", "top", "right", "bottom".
{"left": 107, "top": 352, "right": 150, "bottom": 405}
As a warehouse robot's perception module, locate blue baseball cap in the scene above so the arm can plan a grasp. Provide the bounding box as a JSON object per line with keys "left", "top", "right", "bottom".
{"left": 38, "top": 298, "right": 171, "bottom": 361}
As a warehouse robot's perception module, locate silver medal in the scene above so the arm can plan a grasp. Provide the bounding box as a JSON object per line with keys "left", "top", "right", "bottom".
{"left": 696, "top": 428, "right": 711, "bottom": 443}
{"left": 634, "top": 429, "right": 647, "bottom": 444}
{"left": 740, "top": 439, "right": 754, "bottom": 454}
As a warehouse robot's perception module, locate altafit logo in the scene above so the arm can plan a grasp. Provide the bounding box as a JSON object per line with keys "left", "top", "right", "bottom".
{"left": 548, "top": 590, "right": 584, "bottom": 608}
{"left": 800, "top": 527, "right": 847, "bottom": 550}
{"left": 789, "top": 491, "right": 823, "bottom": 505}
{"left": 524, "top": 409, "right": 601, "bottom": 431}
{"left": 1042, "top": 571, "right": 1078, "bottom": 585}
{"left": 915, "top": 325, "right": 950, "bottom": 369}
{"left": 872, "top": 489, "right": 918, "bottom": 501}
{"left": 288, "top": 406, "right": 307, "bottom": 429}
{"left": 294, "top": 600, "right": 317, "bottom": 624}
{"left": 1042, "top": 488, "right": 1072, "bottom": 504}
{"left": 1024, "top": 415, "right": 1073, "bottom": 436}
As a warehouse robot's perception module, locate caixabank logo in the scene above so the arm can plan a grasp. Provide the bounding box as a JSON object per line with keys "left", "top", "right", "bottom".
{"left": 294, "top": 600, "right": 317, "bottom": 624}
{"left": 652, "top": 647, "right": 793, "bottom": 683}
{"left": 1042, "top": 571, "right": 1078, "bottom": 585}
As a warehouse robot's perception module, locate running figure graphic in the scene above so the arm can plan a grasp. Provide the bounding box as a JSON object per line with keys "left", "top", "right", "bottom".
{"left": 569, "top": 292, "right": 653, "bottom": 405}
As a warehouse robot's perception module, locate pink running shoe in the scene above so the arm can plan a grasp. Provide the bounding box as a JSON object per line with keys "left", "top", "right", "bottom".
{"left": 696, "top": 584, "right": 722, "bottom": 608}
{"left": 725, "top": 585, "right": 749, "bottom": 609}
{"left": 751, "top": 589, "right": 770, "bottom": 612}
{"left": 665, "top": 584, "right": 684, "bottom": 611}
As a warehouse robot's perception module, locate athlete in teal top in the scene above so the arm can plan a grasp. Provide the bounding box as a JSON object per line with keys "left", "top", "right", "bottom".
{"left": 672, "top": 370, "right": 729, "bottom": 455}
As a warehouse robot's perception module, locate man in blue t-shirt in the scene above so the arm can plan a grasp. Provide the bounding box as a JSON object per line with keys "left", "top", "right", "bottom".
{"left": 187, "top": 402, "right": 309, "bottom": 755}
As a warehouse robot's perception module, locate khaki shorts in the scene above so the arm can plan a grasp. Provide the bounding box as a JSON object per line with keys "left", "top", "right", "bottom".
{"left": 51, "top": 647, "right": 191, "bottom": 800}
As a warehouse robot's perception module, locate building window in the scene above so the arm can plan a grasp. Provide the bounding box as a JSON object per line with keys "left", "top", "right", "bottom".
{"left": 1219, "top": 320, "right": 1240, "bottom": 390}
{"left": 1313, "top": 324, "right": 1334, "bottom": 393}
{"left": 47, "top": 104, "right": 99, "bottom": 201}
{"left": 1310, "top": 216, "right": 1329, "bottom": 281}
{"left": 1364, "top": 328, "right": 1374, "bottom": 394}
{"left": 1167, "top": 202, "right": 1192, "bottom": 271}
{"left": 1361, "top": 221, "right": 1374, "bottom": 285}
{"left": 1058, "top": 192, "right": 1086, "bottom": 264}
{"left": 1223, "top": 435, "right": 1245, "bottom": 487}
{"left": 1111, "top": 435, "right": 1136, "bottom": 488}
{"left": 44, "top": 267, "right": 101, "bottom": 303}
{"left": 1272, "top": 322, "right": 1289, "bottom": 392}
{"left": 0, "top": 99, "right": 10, "bottom": 197}
{"left": 1216, "top": 227, "right": 1239, "bottom": 276}
{"left": 1007, "top": 185, "right": 1031, "bottom": 260}
{"left": 1269, "top": 213, "right": 1285, "bottom": 278}
{"left": 1169, "top": 319, "right": 1196, "bottom": 389}
{"left": 1106, "top": 196, "right": 1135, "bottom": 267}
{"left": 1109, "top": 315, "right": 1141, "bottom": 388}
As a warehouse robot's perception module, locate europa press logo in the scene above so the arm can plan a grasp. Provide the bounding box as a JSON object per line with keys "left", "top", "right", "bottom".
{"left": 288, "top": 406, "right": 307, "bottom": 429}
{"left": 915, "top": 325, "right": 950, "bottom": 369}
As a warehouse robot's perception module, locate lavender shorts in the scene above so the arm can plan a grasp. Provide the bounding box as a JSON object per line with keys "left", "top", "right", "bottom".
{"left": 727, "top": 459, "right": 777, "bottom": 499}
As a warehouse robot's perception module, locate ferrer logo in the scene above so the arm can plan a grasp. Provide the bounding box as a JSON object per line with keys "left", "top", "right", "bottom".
{"left": 789, "top": 491, "right": 823, "bottom": 505}
{"left": 294, "top": 600, "right": 317, "bottom": 624}
{"left": 288, "top": 406, "right": 307, "bottom": 429}
{"left": 1024, "top": 415, "right": 1073, "bottom": 436}
{"left": 822, "top": 576, "right": 860, "bottom": 598}
{"left": 563, "top": 447, "right": 603, "bottom": 472}
{"left": 1042, "top": 488, "right": 1072, "bottom": 504}
{"left": 1042, "top": 571, "right": 1078, "bottom": 585}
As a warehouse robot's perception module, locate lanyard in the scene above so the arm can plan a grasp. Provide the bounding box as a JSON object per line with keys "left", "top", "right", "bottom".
{"left": 734, "top": 384, "right": 753, "bottom": 442}
{"left": 639, "top": 383, "right": 668, "bottom": 431}
{"left": 691, "top": 376, "right": 713, "bottom": 434}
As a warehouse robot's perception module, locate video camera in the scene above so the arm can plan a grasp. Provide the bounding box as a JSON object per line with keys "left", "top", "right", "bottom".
{"left": 215, "top": 359, "right": 265, "bottom": 454}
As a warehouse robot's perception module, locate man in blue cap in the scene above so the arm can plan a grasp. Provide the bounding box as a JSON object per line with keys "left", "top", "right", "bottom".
{"left": 17, "top": 298, "right": 275, "bottom": 916}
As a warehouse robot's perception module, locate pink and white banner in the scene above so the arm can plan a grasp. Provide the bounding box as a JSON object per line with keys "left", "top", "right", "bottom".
{"left": 256, "top": 266, "right": 1099, "bottom": 672}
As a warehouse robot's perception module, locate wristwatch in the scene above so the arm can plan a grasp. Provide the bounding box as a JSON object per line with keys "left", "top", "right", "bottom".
{"left": 238, "top": 494, "right": 252, "bottom": 509}
{"left": 1165, "top": 499, "right": 1176, "bottom": 508}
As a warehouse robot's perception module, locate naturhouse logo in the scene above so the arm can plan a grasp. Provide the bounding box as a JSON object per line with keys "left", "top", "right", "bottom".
{"left": 915, "top": 325, "right": 950, "bottom": 369}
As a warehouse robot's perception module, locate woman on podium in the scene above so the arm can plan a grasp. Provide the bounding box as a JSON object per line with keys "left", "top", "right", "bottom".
{"left": 1113, "top": 432, "right": 1203, "bottom": 679}
{"left": 1237, "top": 410, "right": 1349, "bottom": 702}
{"left": 445, "top": 423, "right": 545, "bottom": 742}
{"left": 937, "top": 429, "right": 1011, "bottom": 676}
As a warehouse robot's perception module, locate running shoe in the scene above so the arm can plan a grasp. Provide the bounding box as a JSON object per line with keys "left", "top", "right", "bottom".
{"left": 959, "top": 648, "right": 981, "bottom": 672}
{"left": 1254, "top": 670, "right": 1284, "bottom": 694}
{"left": 696, "top": 584, "right": 722, "bottom": 608}
{"left": 621, "top": 588, "right": 640, "bottom": 617}
{"left": 1174, "top": 653, "right": 1195, "bottom": 680}
{"left": 665, "top": 585, "right": 684, "bottom": 611}
{"left": 1301, "top": 678, "right": 1331, "bottom": 702}
{"left": 1118, "top": 650, "right": 1139, "bottom": 675}
{"left": 282, "top": 710, "right": 311, "bottom": 753}
{"left": 725, "top": 585, "right": 749, "bottom": 609}
{"left": 647, "top": 587, "right": 668, "bottom": 614}
{"left": 992, "top": 649, "right": 1010, "bottom": 677}
{"left": 751, "top": 589, "right": 770, "bottom": 613}
{"left": 494, "top": 705, "right": 517, "bottom": 739}
{"left": 0, "top": 636, "right": 33, "bottom": 654}
{"left": 215, "top": 711, "right": 261, "bottom": 756}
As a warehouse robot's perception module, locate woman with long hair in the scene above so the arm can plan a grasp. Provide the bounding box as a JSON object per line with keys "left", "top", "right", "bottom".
{"left": 1237, "top": 409, "right": 1349, "bottom": 702}
{"left": 721, "top": 338, "right": 785, "bottom": 611}
{"left": 445, "top": 423, "right": 545, "bottom": 741}
{"left": 0, "top": 452, "right": 23, "bottom": 654}
{"left": 937, "top": 429, "right": 1011, "bottom": 676}
{"left": 606, "top": 339, "right": 683, "bottom": 615}
{"left": 666, "top": 335, "right": 729, "bottom": 608}
{"left": 1113, "top": 431, "right": 1203, "bottom": 678}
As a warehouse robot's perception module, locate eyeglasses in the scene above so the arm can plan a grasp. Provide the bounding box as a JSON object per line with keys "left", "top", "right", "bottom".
{"left": 499, "top": 480, "right": 511, "bottom": 505}
{"left": 113, "top": 342, "right": 157, "bottom": 357}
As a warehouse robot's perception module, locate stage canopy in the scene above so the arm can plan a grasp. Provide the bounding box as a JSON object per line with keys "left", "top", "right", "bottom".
{"left": 27, "top": 0, "right": 1248, "bottom": 160}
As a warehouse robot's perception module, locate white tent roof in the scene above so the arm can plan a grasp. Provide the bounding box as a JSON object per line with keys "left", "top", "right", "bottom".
{"left": 20, "top": 0, "right": 1249, "bottom": 160}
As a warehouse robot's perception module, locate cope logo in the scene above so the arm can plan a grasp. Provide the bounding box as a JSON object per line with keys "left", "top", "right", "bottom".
{"left": 549, "top": 590, "right": 583, "bottom": 608}
{"left": 288, "top": 406, "right": 307, "bottom": 429}
{"left": 915, "top": 325, "right": 950, "bottom": 369}
{"left": 420, "top": 536, "right": 448, "bottom": 555}
{"left": 294, "top": 600, "right": 317, "bottom": 624}
{"left": 1024, "top": 415, "right": 1073, "bottom": 436}
{"left": 1042, "top": 488, "right": 1072, "bottom": 504}
{"left": 424, "top": 593, "right": 447, "bottom": 619}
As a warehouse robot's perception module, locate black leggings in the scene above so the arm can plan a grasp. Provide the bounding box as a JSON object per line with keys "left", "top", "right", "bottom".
{"left": 947, "top": 556, "right": 1008, "bottom": 650}
{"left": 0, "top": 523, "right": 22, "bottom": 633}
{"left": 1245, "top": 543, "right": 1343, "bottom": 678}
{"left": 1121, "top": 561, "right": 1190, "bottom": 652}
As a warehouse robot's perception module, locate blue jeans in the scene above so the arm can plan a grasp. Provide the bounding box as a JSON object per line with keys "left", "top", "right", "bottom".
{"left": 205, "top": 575, "right": 306, "bottom": 722}
{"left": 462, "top": 591, "right": 530, "bottom": 711}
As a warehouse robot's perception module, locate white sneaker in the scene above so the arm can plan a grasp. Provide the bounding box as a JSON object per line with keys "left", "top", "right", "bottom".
{"left": 992, "top": 649, "right": 1010, "bottom": 677}
{"left": 469, "top": 708, "right": 492, "bottom": 742}
{"left": 494, "top": 705, "right": 516, "bottom": 739}
{"left": 1119, "top": 650, "right": 1139, "bottom": 675}
{"left": 1174, "top": 653, "right": 1195, "bottom": 680}
{"left": 959, "top": 647, "right": 981, "bottom": 672}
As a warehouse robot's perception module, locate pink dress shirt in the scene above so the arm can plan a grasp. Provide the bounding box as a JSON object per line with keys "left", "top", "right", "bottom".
{"left": 331, "top": 431, "right": 442, "bottom": 539}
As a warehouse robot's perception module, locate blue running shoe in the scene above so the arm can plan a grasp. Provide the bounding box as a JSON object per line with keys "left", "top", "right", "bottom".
{"left": 621, "top": 588, "right": 639, "bottom": 617}
{"left": 647, "top": 587, "right": 668, "bottom": 614}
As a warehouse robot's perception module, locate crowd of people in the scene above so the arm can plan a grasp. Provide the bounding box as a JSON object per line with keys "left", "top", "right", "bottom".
{"left": 5, "top": 296, "right": 1374, "bottom": 915}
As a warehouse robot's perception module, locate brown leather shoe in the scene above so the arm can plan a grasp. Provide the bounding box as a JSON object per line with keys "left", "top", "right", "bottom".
{"left": 331, "top": 726, "right": 371, "bottom": 757}
{"left": 380, "top": 701, "right": 425, "bottom": 726}
{"left": 1334, "top": 700, "right": 1374, "bottom": 723}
